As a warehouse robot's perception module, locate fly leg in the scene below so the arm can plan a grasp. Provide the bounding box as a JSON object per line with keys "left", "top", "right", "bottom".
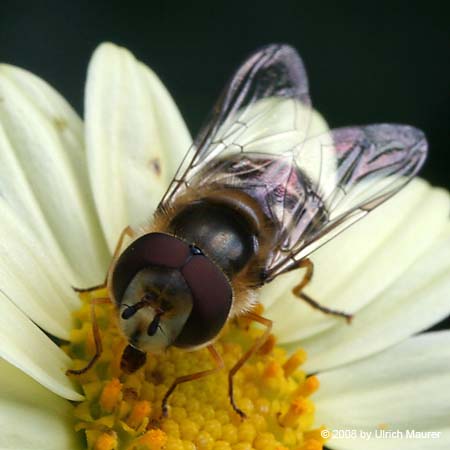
{"left": 66, "top": 294, "right": 112, "bottom": 375}
{"left": 293, "top": 258, "right": 353, "bottom": 323}
{"left": 73, "top": 225, "right": 135, "bottom": 293}
{"left": 228, "top": 312, "right": 273, "bottom": 418}
{"left": 67, "top": 226, "right": 135, "bottom": 375}
{"left": 161, "top": 345, "right": 224, "bottom": 417}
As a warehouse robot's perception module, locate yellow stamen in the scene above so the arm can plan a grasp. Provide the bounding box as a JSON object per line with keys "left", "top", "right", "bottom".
{"left": 66, "top": 296, "right": 327, "bottom": 449}
{"left": 279, "top": 397, "right": 314, "bottom": 428}
{"left": 304, "top": 426, "right": 328, "bottom": 443}
{"left": 100, "top": 378, "right": 123, "bottom": 413}
{"left": 127, "top": 400, "right": 152, "bottom": 429}
{"left": 299, "top": 440, "right": 323, "bottom": 450}
{"left": 131, "top": 429, "right": 167, "bottom": 450}
{"left": 259, "top": 334, "right": 277, "bottom": 355}
{"left": 282, "top": 350, "right": 307, "bottom": 377}
{"left": 263, "top": 360, "right": 283, "bottom": 379}
{"left": 93, "top": 431, "right": 118, "bottom": 450}
{"left": 295, "top": 376, "right": 320, "bottom": 397}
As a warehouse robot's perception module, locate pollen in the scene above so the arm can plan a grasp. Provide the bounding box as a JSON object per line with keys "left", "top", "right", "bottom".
{"left": 100, "top": 378, "right": 122, "bottom": 412}
{"left": 65, "top": 291, "right": 328, "bottom": 449}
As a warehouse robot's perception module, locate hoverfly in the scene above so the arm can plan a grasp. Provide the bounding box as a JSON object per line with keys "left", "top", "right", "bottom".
{"left": 68, "top": 44, "right": 427, "bottom": 417}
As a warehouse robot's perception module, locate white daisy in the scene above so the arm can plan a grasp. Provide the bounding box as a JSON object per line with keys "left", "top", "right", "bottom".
{"left": 0, "top": 43, "right": 449, "bottom": 450}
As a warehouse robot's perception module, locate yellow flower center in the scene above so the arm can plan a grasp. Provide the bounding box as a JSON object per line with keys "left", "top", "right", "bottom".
{"left": 65, "top": 289, "right": 328, "bottom": 450}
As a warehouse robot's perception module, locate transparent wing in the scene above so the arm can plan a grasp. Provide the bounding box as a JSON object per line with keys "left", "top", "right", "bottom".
{"left": 157, "top": 44, "right": 427, "bottom": 284}
{"left": 265, "top": 123, "right": 428, "bottom": 279}
{"left": 157, "top": 44, "right": 313, "bottom": 210}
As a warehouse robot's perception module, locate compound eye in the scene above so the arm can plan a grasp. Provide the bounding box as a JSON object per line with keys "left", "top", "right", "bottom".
{"left": 111, "top": 233, "right": 191, "bottom": 307}
{"left": 174, "top": 255, "right": 232, "bottom": 348}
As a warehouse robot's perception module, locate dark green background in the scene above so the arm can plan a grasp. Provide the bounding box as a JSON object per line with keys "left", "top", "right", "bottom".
{"left": 1, "top": 0, "right": 448, "bottom": 186}
{"left": 1, "top": 0, "right": 449, "bottom": 332}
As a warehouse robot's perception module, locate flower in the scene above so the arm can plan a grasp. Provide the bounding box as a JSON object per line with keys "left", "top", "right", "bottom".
{"left": 0, "top": 42, "right": 449, "bottom": 450}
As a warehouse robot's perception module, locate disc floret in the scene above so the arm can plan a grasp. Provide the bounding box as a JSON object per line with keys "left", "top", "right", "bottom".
{"left": 65, "top": 291, "right": 328, "bottom": 450}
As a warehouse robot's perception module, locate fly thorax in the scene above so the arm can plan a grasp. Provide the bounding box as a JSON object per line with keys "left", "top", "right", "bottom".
{"left": 169, "top": 200, "right": 256, "bottom": 277}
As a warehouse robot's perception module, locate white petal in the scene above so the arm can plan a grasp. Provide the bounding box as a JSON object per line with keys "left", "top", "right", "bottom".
{"left": 0, "top": 198, "right": 79, "bottom": 338}
{"left": 314, "top": 332, "right": 450, "bottom": 450}
{"left": 0, "top": 290, "right": 83, "bottom": 401}
{"left": 294, "top": 219, "right": 450, "bottom": 372}
{"left": 262, "top": 179, "right": 450, "bottom": 343}
{"left": 0, "top": 358, "right": 80, "bottom": 450}
{"left": 304, "top": 253, "right": 450, "bottom": 369}
{"left": 86, "top": 42, "right": 192, "bottom": 250}
{"left": 0, "top": 64, "right": 109, "bottom": 287}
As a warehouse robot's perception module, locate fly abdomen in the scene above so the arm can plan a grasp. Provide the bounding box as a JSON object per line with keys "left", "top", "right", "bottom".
{"left": 168, "top": 199, "right": 256, "bottom": 277}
